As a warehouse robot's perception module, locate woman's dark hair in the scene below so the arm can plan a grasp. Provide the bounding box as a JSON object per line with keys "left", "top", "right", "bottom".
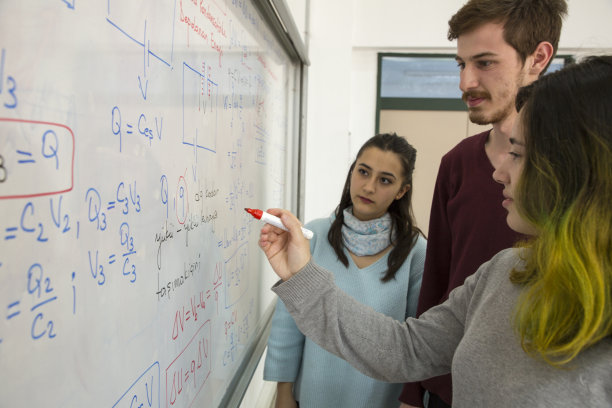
{"left": 328, "top": 133, "right": 422, "bottom": 282}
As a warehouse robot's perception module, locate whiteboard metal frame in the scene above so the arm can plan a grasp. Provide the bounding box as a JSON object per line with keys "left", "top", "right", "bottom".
{"left": 218, "top": 0, "right": 308, "bottom": 406}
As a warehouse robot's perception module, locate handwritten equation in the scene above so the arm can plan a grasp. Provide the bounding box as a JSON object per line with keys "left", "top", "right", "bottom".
{"left": 0, "top": 0, "right": 292, "bottom": 407}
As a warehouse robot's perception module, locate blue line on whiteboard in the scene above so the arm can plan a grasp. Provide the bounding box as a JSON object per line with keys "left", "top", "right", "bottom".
{"left": 5, "top": 226, "right": 17, "bottom": 240}
{"left": 182, "top": 62, "right": 218, "bottom": 85}
{"left": 224, "top": 241, "right": 249, "bottom": 308}
{"left": 30, "top": 296, "right": 57, "bottom": 312}
{"left": 7, "top": 300, "right": 21, "bottom": 319}
{"left": 143, "top": 20, "right": 147, "bottom": 76}
{"left": 254, "top": 124, "right": 268, "bottom": 136}
{"left": 16, "top": 150, "right": 35, "bottom": 164}
{"left": 182, "top": 140, "right": 216, "bottom": 153}
{"left": 171, "top": 0, "right": 177, "bottom": 64}
{"left": 61, "top": 0, "right": 75, "bottom": 9}
{"left": 182, "top": 62, "right": 217, "bottom": 153}
{"left": 106, "top": 18, "right": 170, "bottom": 68}
{"left": 108, "top": 254, "right": 116, "bottom": 264}
{"left": 71, "top": 271, "right": 76, "bottom": 314}
{"left": 112, "top": 361, "right": 160, "bottom": 408}
{"left": 138, "top": 75, "right": 148, "bottom": 100}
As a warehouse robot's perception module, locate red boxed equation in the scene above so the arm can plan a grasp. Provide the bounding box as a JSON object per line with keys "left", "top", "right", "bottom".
{"left": 0, "top": 118, "right": 74, "bottom": 199}
{"left": 166, "top": 320, "right": 212, "bottom": 407}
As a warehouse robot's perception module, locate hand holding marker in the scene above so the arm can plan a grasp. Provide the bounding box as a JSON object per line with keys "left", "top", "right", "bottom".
{"left": 245, "top": 208, "right": 314, "bottom": 240}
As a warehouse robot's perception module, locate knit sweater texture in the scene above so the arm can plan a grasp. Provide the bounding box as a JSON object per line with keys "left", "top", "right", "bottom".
{"left": 272, "top": 248, "right": 612, "bottom": 408}
{"left": 264, "top": 216, "right": 426, "bottom": 407}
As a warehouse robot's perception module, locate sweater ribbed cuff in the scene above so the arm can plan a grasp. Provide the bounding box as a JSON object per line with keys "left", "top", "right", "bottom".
{"left": 271, "top": 260, "right": 334, "bottom": 305}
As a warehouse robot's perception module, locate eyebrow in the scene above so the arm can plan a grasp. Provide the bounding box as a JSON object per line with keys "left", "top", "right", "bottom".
{"left": 455, "top": 52, "right": 498, "bottom": 62}
{"left": 357, "top": 163, "right": 397, "bottom": 180}
{"left": 509, "top": 137, "right": 525, "bottom": 146}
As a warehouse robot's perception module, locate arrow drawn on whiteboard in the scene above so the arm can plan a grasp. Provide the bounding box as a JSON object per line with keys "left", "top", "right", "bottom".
{"left": 137, "top": 21, "right": 150, "bottom": 101}
{"left": 138, "top": 75, "right": 148, "bottom": 100}
{"left": 61, "top": 0, "right": 75, "bottom": 9}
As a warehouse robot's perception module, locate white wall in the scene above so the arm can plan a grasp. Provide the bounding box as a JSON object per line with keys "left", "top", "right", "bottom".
{"left": 304, "top": 0, "right": 612, "bottom": 222}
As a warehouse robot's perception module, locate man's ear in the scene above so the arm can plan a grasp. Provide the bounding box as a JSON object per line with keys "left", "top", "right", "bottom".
{"left": 528, "top": 41, "right": 554, "bottom": 76}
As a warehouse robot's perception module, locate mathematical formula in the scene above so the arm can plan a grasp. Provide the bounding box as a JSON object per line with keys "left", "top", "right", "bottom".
{"left": 0, "top": 0, "right": 293, "bottom": 406}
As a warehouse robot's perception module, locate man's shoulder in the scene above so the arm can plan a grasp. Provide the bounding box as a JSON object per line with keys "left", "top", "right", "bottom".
{"left": 442, "top": 129, "right": 491, "bottom": 161}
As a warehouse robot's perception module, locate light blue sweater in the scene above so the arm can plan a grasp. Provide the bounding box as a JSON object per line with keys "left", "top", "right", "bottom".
{"left": 264, "top": 216, "right": 426, "bottom": 407}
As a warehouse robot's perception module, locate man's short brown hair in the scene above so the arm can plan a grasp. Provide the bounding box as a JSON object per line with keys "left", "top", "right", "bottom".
{"left": 448, "top": 0, "right": 568, "bottom": 74}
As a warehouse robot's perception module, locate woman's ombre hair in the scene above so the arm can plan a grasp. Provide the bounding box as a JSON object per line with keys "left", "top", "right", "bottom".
{"left": 511, "top": 55, "right": 612, "bottom": 365}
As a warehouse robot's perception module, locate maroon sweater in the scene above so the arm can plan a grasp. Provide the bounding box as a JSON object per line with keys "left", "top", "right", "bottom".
{"left": 399, "top": 130, "right": 525, "bottom": 406}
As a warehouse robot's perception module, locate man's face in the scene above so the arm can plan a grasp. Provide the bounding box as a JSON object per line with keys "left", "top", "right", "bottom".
{"left": 456, "top": 22, "right": 530, "bottom": 126}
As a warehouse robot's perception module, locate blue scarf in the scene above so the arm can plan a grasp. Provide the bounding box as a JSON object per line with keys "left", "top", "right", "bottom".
{"left": 341, "top": 207, "right": 394, "bottom": 256}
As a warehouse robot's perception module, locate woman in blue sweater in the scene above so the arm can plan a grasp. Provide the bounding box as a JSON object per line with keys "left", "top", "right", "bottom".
{"left": 264, "top": 133, "right": 427, "bottom": 407}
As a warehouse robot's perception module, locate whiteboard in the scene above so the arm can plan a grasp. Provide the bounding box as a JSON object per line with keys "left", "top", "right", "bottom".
{"left": 0, "top": 0, "right": 301, "bottom": 406}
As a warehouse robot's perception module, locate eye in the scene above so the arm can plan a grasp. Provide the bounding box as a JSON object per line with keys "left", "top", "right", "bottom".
{"left": 357, "top": 168, "right": 368, "bottom": 176}
{"left": 380, "top": 177, "right": 392, "bottom": 185}
{"left": 456, "top": 61, "right": 465, "bottom": 70}
{"left": 509, "top": 151, "right": 522, "bottom": 160}
{"left": 477, "top": 60, "right": 493, "bottom": 69}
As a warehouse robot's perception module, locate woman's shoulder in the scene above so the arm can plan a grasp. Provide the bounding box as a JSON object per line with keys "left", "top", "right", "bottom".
{"left": 305, "top": 215, "right": 334, "bottom": 233}
{"left": 487, "top": 247, "right": 524, "bottom": 269}
{"left": 413, "top": 234, "right": 427, "bottom": 252}
{"left": 469, "top": 248, "right": 525, "bottom": 287}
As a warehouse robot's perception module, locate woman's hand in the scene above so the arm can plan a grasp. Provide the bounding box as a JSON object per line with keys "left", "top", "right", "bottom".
{"left": 275, "top": 382, "right": 298, "bottom": 408}
{"left": 258, "top": 208, "right": 311, "bottom": 281}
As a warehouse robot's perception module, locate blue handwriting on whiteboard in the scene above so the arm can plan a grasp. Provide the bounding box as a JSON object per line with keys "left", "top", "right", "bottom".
{"left": 0, "top": 49, "right": 17, "bottom": 109}
{"left": 112, "top": 106, "right": 163, "bottom": 152}
{"left": 85, "top": 188, "right": 108, "bottom": 231}
{"left": 26, "top": 263, "right": 57, "bottom": 340}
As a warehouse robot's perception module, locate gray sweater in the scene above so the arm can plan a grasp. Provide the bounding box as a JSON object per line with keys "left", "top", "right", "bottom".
{"left": 272, "top": 248, "right": 612, "bottom": 407}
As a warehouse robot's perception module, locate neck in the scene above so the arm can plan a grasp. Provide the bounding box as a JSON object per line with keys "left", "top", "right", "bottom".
{"left": 486, "top": 111, "right": 516, "bottom": 167}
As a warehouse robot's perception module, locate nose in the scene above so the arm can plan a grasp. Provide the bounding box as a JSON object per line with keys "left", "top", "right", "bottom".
{"left": 493, "top": 157, "right": 510, "bottom": 185}
{"left": 459, "top": 64, "right": 478, "bottom": 92}
{"left": 363, "top": 177, "right": 376, "bottom": 193}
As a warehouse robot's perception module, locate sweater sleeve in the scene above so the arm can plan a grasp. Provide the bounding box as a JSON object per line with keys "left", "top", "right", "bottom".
{"left": 263, "top": 298, "right": 306, "bottom": 382}
{"left": 272, "top": 259, "right": 479, "bottom": 384}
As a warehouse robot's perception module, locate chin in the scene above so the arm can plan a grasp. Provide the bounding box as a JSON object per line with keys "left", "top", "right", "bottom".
{"left": 507, "top": 215, "right": 537, "bottom": 236}
{"left": 468, "top": 111, "right": 493, "bottom": 126}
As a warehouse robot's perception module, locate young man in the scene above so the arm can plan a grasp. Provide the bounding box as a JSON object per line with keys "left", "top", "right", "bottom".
{"left": 399, "top": 1, "right": 568, "bottom": 407}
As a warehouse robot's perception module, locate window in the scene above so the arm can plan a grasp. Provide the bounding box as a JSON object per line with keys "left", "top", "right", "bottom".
{"left": 375, "top": 53, "right": 572, "bottom": 131}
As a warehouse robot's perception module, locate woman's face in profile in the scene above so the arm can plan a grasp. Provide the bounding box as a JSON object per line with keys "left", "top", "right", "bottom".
{"left": 493, "top": 112, "right": 538, "bottom": 236}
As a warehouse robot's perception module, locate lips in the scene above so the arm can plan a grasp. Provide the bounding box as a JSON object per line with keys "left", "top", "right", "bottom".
{"left": 502, "top": 194, "right": 513, "bottom": 208}
{"left": 462, "top": 92, "right": 489, "bottom": 108}
{"left": 357, "top": 196, "right": 373, "bottom": 204}
{"left": 467, "top": 97, "right": 485, "bottom": 107}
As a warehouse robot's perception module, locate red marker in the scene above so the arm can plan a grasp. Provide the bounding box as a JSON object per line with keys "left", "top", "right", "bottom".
{"left": 245, "top": 208, "right": 313, "bottom": 239}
